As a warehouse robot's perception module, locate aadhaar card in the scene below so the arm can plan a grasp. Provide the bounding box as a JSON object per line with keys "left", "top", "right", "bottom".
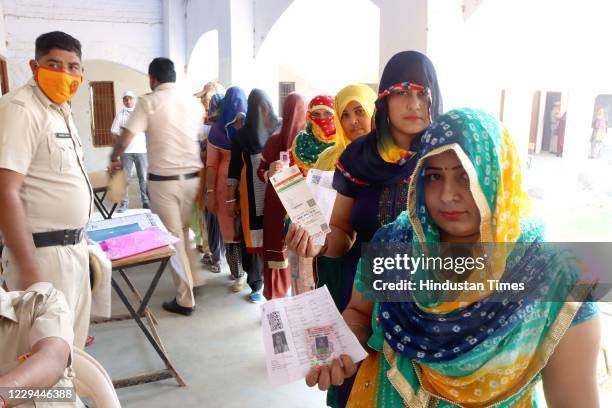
{"left": 270, "top": 165, "right": 331, "bottom": 241}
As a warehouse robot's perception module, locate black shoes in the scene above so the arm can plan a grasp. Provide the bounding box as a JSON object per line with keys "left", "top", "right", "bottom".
{"left": 162, "top": 298, "right": 195, "bottom": 316}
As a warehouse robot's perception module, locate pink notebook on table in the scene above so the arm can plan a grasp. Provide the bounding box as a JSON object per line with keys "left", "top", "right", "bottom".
{"left": 99, "top": 228, "right": 179, "bottom": 260}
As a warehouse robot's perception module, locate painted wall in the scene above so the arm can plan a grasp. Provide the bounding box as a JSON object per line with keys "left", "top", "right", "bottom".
{"left": 0, "top": 0, "right": 7, "bottom": 59}
{"left": 71, "top": 60, "right": 149, "bottom": 172}
{"left": 2, "top": 0, "right": 163, "bottom": 88}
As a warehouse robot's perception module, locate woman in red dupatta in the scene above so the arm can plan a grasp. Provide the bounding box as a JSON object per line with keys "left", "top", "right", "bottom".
{"left": 256, "top": 93, "right": 307, "bottom": 299}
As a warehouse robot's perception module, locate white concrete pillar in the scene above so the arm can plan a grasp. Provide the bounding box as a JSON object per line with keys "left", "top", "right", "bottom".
{"left": 162, "top": 0, "right": 187, "bottom": 80}
{"left": 229, "top": 0, "right": 256, "bottom": 90}
{"left": 376, "top": 0, "right": 428, "bottom": 74}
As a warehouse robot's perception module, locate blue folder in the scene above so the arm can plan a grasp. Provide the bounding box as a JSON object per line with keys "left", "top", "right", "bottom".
{"left": 88, "top": 223, "right": 142, "bottom": 242}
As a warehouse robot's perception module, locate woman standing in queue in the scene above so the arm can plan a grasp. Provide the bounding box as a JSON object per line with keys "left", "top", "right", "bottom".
{"left": 226, "top": 89, "right": 281, "bottom": 303}
{"left": 287, "top": 50, "right": 443, "bottom": 408}
{"left": 306, "top": 108, "right": 600, "bottom": 407}
{"left": 312, "top": 83, "right": 377, "bottom": 314}
{"left": 206, "top": 86, "right": 249, "bottom": 287}
{"left": 289, "top": 95, "right": 338, "bottom": 294}
{"left": 257, "top": 92, "right": 307, "bottom": 300}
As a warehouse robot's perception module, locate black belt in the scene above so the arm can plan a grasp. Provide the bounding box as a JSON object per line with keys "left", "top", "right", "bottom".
{"left": 148, "top": 172, "right": 199, "bottom": 181}
{"left": 32, "top": 229, "right": 85, "bottom": 248}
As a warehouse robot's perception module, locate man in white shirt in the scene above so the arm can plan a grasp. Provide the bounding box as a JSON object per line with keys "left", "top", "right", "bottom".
{"left": 110, "top": 91, "right": 149, "bottom": 211}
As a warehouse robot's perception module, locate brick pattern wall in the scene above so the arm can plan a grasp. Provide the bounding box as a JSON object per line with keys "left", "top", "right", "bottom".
{"left": 3, "top": 0, "right": 164, "bottom": 87}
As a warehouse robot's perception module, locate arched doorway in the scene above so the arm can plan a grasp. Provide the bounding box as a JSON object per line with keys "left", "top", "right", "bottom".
{"left": 186, "top": 30, "right": 220, "bottom": 95}
{"left": 252, "top": 0, "right": 380, "bottom": 112}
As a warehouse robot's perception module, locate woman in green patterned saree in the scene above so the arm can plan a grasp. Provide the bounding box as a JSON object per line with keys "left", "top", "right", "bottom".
{"left": 306, "top": 108, "right": 601, "bottom": 407}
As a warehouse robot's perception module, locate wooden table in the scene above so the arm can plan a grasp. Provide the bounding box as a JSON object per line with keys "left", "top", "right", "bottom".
{"left": 88, "top": 171, "right": 118, "bottom": 219}
{"left": 92, "top": 245, "right": 186, "bottom": 388}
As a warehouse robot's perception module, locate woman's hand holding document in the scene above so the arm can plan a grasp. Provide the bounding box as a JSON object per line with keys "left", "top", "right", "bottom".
{"left": 261, "top": 286, "right": 368, "bottom": 386}
{"left": 304, "top": 169, "right": 336, "bottom": 245}
{"left": 269, "top": 165, "right": 332, "bottom": 242}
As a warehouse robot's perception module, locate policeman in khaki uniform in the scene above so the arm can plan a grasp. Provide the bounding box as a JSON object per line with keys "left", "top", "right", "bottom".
{"left": 0, "top": 31, "right": 92, "bottom": 348}
{"left": 0, "top": 283, "right": 84, "bottom": 407}
{"left": 110, "top": 57, "right": 203, "bottom": 316}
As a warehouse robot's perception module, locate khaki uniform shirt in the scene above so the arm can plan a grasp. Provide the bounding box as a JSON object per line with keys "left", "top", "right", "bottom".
{"left": 123, "top": 82, "right": 203, "bottom": 177}
{"left": 0, "top": 282, "right": 82, "bottom": 407}
{"left": 0, "top": 79, "right": 93, "bottom": 233}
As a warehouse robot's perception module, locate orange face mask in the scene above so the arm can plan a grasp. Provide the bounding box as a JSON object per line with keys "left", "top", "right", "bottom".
{"left": 35, "top": 66, "right": 83, "bottom": 104}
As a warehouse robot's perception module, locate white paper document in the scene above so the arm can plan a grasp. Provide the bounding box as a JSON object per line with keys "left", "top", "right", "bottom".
{"left": 270, "top": 165, "right": 331, "bottom": 241}
{"left": 261, "top": 286, "right": 368, "bottom": 386}
{"left": 87, "top": 212, "right": 169, "bottom": 233}
{"left": 305, "top": 169, "right": 337, "bottom": 245}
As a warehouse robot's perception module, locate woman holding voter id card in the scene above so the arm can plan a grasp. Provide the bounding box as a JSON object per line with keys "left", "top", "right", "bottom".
{"left": 290, "top": 50, "right": 443, "bottom": 408}
{"left": 257, "top": 92, "right": 307, "bottom": 300}
{"left": 289, "top": 95, "right": 339, "bottom": 294}
{"left": 306, "top": 108, "right": 600, "bottom": 407}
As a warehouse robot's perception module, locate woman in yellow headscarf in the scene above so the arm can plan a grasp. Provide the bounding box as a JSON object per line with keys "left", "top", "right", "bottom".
{"left": 310, "top": 84, "right": 376, "bottom": 408}
{"left": 312, "top": 84, "right": 377, "bottom": 309}
{"left": 314, "top": 84, "right": 377, "bottom": 171}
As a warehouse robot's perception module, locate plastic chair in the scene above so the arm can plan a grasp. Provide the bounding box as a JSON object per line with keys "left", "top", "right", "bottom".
{"left": 73, "top": 348, "right": 121, "bottom": 407}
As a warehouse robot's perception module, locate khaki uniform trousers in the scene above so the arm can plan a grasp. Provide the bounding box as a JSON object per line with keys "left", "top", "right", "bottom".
{"left": 2, "top": 241, "right": 91, "bottom": 349}
{"left": 148, "top": 177, "right": 200, "bottom": 308}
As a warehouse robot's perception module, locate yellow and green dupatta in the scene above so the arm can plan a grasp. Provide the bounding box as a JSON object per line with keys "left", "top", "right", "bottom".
{"left": 349, "top": 108, "right": 597, "bottom": 407}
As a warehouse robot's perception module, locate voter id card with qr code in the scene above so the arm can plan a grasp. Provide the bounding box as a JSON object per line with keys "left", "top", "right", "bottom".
{"left": 269, "top": 165, "right": 331, "bottom": 241}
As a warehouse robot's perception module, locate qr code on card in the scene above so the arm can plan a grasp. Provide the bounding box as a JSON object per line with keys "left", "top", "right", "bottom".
{"left": 266, "top": 311, "right": 284, "bottom": 332}
{"left": 307, "top": 199, "right": 316, "bottom": 207}
{"left": 310, "top": 174, "right": 322, "bottom": 185}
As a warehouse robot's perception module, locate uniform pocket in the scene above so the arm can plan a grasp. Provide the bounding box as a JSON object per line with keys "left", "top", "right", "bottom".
{"left": 48, "top": 133, "right": 76, "bottom": 173}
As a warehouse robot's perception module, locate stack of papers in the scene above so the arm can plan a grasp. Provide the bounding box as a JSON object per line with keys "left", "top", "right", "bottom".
{"left": 87, "top": 213, "right": 177, "bottom": 260}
